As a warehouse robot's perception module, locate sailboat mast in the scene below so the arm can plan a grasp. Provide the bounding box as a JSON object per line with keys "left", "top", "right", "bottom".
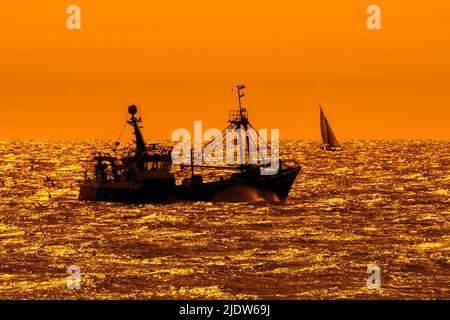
{"left": 319, "top": 104, "right": 328, "bottom": 145}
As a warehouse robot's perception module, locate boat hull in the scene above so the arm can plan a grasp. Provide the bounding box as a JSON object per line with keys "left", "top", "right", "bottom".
{"left": 79, "top": 167, "right": 300, "bottom": 204}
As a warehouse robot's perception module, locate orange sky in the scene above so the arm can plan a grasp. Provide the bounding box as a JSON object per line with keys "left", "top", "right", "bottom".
{"left": 1, "top": 1, "right": 449, "bottom": 140}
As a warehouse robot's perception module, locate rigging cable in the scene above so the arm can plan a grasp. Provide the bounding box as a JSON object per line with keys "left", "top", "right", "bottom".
{"left": 114, "top": 122, "right": 127, "bottom": 152}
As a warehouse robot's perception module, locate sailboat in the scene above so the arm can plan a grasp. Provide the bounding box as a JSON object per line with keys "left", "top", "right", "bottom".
{"left": 319, "top": 105, "right": 342, "bottom": 151}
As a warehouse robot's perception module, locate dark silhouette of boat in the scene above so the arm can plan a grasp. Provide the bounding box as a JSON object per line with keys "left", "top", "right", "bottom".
{"left": 79, "top": 86, "right": 300, "bottom": 203}
{"left": 319, "top": 104, "right": 342, "bottom": 151}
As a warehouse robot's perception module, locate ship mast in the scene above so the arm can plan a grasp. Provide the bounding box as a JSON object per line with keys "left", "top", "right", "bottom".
{"left": 234, "top": 85, "right": 249, "bottom": 129}
{"left": 127, "top": 105, "right": 148, "bottom": 156}
{"left": 229, "top": 85, "right": 284, "bottom": 169}
{"left": 182, "top": 85, "right": 291, "bottom": 172}
{"left": 231, "top": 85, "right": 250, "bottom": 164}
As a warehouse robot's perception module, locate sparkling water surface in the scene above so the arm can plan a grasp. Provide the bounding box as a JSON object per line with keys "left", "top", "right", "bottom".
{"left": 0, "top": 140, "right": 449, "bottom": 299}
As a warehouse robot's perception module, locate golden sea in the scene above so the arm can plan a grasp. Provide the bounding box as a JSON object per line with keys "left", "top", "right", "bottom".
{"left": 0, "top": 140, "right": 449, "bottom": 299}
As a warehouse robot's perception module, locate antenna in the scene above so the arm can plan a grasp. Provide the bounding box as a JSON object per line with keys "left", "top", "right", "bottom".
{"left": 232, "top": 84, "right": 246, "bottom": 115}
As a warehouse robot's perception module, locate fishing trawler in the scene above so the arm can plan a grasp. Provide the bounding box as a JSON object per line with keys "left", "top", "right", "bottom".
{"left": 319, "top": 104, "right": 342, "bottom": 151}
{"left": 79, "top": 86, "right": 300, "bottom": 203}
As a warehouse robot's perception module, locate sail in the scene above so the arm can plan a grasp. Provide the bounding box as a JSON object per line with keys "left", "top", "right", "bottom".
{"left": 320, "top": 106, "right": 341, "bottom": 148}
{"left": 325, "top": 119, "right": 340, "bottom": 148}
{"left": 320, "top": 107, "right": 329, "bottom": 145}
